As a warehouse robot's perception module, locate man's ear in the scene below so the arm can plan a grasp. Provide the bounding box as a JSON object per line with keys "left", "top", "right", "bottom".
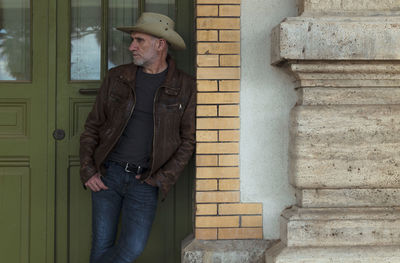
{"left": 158, "top": 39, "right": 167, "bottom": 50}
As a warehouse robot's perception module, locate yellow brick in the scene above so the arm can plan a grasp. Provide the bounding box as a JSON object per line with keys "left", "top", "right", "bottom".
{"left": 196, "top": 179, "right": 218, "bottom": 191}
{"left": 219, "top": 130, "right": 240, "bottom": 141}
{"left": 218, "top": 228, "right": 263, "bottom": 239}
{"left": 197, "top": 0, "right": 240, "bottom": 3}
{"left": 196, "top": 204, "right": 218, "bottom": 215}
{"left": 197, "top": 68, "right": 240, "bottom": 80}
{"left": 219, "top": 5, "right": 241, "bottom": 17}
{"left": 197, "top": 30, "right": 219, "bottom": 41}
{"left": 197, "top": 118, "right": 240, "bottom": 129}
{"left": 198, "top": 43, "right": 240, "bottom": 54}
{"left": 196, "top": 155, "right": 218, "bottom": 166}
{"left": 220, "top": 30, "right": 240, "bottom": 42}
{"left": 241, "top": 216, "right": 263, "bottom": 227}
{"left": 197, "top": 5, "right": 219, "bottom": 16}
{"left": 197, "top": 105, "right": 218, "bottom": 116}
{"left": 219, "top": 203, "right": 263, "bottom": 215}
{"left": 219, "top": 155, "right": 239, "bottom": 166}
{"left": 196, "top": 216, "right": 239, "bottom": 228}
{"left": 196, "top": 130, "right": 218, "bottom": 142}
{"left": 197, "top": 55, "right": 219, "bottom": 67}
{"left": 196, "top": 191, "right": 240, "bottom": 203}
{"left": 197, "top": 18, "right": 240, "bottom": 29}
{"left": 197, "top": 167, "right": 239, "bottom": 178}
{"left": 219, "top": 105, "right": 240, "bottom": 116}
{"left": 198, "top": 93, "right": 240, "bottom": 104}
{"left": 197, "top": 80, "right": 218, "bottom": 91}
{"left": 220, "top": 80, "right": 240, "bottom": 91}
{"left": 196, "top": 228, "right": 217, "bottom": 240}
{"left": 219, "top": 179, "right": 240, "bottom": 190}
{"left": 197, "top": 142, "right": 239, "bottom": 154}
{"left": 220, "top": 55, "right": 240, "bottom": 66}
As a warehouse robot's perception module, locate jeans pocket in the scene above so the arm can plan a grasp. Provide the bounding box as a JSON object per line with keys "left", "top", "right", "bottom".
{"left": 103, "top": 160, "right": 111, "bottom": 169}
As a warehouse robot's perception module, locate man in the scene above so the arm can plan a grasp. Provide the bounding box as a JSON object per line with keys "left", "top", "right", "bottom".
{"left": 79, "top": 12, "right": 196, "bottom": 263}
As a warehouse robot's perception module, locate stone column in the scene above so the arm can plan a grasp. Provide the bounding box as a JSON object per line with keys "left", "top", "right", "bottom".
{"left": 267, "top": 0, "right": 400, "bottom": 261}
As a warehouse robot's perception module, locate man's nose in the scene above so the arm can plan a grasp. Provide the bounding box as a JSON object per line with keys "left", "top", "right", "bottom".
{"left": 129, "top": 41, "right": 137, "bottom": 51}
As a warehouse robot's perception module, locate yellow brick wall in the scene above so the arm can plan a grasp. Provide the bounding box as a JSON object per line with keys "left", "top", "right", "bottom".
{"left": 195, "top": 0, "right": 263, "bottom": 240}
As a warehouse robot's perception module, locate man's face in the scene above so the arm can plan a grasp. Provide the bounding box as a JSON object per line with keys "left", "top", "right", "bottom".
{"left": 129, "top": 32, "right": 160, "bottom": 67}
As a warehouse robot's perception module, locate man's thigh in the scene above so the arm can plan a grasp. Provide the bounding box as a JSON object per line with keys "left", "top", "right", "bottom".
{"left": 118, "top": 179, "right": 158, "bottom": 248}
{"left": 91, "top": 163, "right": 124, "bottom": 248}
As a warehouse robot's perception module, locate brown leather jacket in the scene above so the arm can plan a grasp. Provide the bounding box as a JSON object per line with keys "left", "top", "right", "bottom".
{"left": 79, "top": 57, "right": 196, "bottom": 198}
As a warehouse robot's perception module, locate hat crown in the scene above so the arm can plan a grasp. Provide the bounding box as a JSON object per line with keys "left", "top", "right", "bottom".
{"left": 137, "top": 12, "right": 175, "bottom": 30}
{"left": 116, "top": 12, "right": 186, "bottom": 50}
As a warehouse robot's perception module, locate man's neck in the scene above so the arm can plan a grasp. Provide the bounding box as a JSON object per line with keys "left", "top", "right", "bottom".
{"left": 142, "top": 60, "right": 168, "bottom": 74}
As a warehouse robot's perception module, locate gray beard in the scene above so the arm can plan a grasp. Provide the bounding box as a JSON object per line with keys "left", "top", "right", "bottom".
{"left": 132, "top": 57, "right": 145, "bottom": 66}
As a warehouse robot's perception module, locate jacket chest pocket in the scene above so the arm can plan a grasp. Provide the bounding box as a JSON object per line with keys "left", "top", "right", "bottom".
{"left": 160, "top": 102, "right": 184, "bottom": 116}
{"left": 165, "top": 103, "right": 183, "bottom": 111}
{"left": 158, "top": 102, "right": 184, "bottom": 133}
{"left": 107, "top": 82, "right": 131, "bottom": 115}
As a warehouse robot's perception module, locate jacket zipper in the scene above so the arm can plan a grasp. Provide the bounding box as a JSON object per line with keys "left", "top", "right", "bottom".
{"left": 102, "top": 80, "right": 136, "bottom": 164}
{"left": 148, "top": 85, "right": 162, "bottom": 177}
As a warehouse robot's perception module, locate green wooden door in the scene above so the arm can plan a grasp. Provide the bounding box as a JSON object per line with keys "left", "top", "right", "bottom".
{"left": 55, "top": 1, "right": 194, "bottom": 263}
{"left": 0, "top": 0, "right": 56, "bottom": 262}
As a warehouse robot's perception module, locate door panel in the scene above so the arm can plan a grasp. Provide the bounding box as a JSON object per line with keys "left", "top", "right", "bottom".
{"left": 0, "top": 166, "right": 30, "bottom": 262}
{"left": 0, "top": 0, "right": 53, "bottom": 262}
{"left": 55, "top": 0, "right": 194, "bottom": 262}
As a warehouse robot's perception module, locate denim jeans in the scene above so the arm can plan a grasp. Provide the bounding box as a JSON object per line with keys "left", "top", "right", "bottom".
{"left": 90, "top": 161, "right": 158, "bottom": 263}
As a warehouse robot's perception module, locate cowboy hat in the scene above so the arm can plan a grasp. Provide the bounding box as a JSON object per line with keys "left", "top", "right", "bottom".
{"left": 117, "top": 12, "right": 186, "bottom": 50}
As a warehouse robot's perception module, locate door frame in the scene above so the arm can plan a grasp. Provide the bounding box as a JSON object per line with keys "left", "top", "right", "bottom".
{"left": 47, "top": 0, "right": 57, "bottom": 261}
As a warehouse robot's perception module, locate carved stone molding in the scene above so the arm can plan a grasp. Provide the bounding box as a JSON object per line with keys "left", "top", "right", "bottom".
{"left": 267, "top": 2, "right": 400, "bottom": 261}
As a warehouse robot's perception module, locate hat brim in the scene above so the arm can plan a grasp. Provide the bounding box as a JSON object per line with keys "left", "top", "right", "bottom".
{"left": 117, "top": 23, "right": 186, "bottom": 50}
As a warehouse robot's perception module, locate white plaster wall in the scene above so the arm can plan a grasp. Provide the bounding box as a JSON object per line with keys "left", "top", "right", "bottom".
{"left": 241, "top": 0, "right": 298, "bottom": 239}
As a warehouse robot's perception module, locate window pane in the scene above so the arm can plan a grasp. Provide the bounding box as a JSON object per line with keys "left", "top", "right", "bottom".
{"left": 71, "top": 0, "right": 101, "bottom": 80}
{"left": 108, "top": 0, "right": 138, "bottom": 69}
{"left": 0, "top": 0, "right": 31, "bottom": 81}
{"left": 145, "top": 0, "right": 175, "bottom": 18}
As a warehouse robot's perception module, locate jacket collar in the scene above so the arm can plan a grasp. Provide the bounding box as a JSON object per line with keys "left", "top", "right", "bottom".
{"left": 119, "top": 55, "right": 180, "bottom": 96}
{"left": 161, "top": 55, "right": 180, "bottom": 96}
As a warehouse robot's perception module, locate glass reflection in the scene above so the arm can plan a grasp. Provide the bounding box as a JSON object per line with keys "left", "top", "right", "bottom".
{"left": 0, "top": 0, "right": 31, "bottom": 81}
{"left": 71, "top": 0, "right": 101, "bottom": 80}
{"left": 108, "top": 0, "right": 138, "bottom": 69}
{"left": 145, "top": 0, "right": 174, "bottom": 18}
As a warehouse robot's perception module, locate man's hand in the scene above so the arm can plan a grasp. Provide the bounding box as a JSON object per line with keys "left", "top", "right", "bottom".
{"left": 85, "top": 173, "right": 109, "bottom": 192}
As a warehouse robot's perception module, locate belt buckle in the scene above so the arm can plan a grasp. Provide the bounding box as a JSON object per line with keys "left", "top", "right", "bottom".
{"left": 124, "top": 163, "right": 131, "bottom": 173}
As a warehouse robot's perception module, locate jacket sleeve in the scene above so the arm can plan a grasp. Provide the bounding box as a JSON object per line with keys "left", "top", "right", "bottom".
{"left": 151, "top": 77, "right": 197, "bottom": 199}
{"left": 79, "top": 73, "right": 110, "bottom": 184}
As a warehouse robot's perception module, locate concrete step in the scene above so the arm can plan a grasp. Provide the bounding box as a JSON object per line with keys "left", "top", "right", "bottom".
{"left": 182, "top": 238, "right": 273, "bottom": 263}
{"left": 266, "top": 242, "right": 400, "bottom": 263}
{"left": 281, "top": 206, "right": 400, "bottom": 247}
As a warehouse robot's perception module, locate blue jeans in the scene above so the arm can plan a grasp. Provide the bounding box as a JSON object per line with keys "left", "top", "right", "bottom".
{"left": 90, "top": 161, "right": 158, "bottom": 263}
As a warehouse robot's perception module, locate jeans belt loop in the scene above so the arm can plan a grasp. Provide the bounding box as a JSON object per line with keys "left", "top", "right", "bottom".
{"left": 124, "top": 163, "right": 132, "bottom": 173}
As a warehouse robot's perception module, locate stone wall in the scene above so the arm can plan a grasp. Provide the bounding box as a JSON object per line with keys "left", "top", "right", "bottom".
{"left": 267, "top": 0, "right": 400, "bottom": 261}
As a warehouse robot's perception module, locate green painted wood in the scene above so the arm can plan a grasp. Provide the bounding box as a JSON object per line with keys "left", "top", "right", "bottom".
{"left": 0, "top": 166, "right": 30, "bottom": 262}
{"left": 47, "top": 0, "right": 57, "bottom": 260}
{"left": 0, "top": 0, "right": 54, "bottom": 262}
{"left": 55, "top": 0, "right": 194, "bottom": 262}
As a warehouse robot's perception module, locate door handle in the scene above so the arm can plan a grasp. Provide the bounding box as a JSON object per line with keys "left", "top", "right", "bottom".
{"left": 53, "top": 129, "right": 66, "bottom": 140}
{"left": 79, "top": 88, "right": 98, "bottom": 95}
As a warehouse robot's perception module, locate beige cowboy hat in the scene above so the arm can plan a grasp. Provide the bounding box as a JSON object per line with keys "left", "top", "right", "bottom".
{"left": 117, "top": 12, "right": 186, "bottom": 50}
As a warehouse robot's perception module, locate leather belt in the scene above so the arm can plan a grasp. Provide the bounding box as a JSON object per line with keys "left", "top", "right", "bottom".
{"left": 111, "top": 160, "right": 148, "bottom": 174}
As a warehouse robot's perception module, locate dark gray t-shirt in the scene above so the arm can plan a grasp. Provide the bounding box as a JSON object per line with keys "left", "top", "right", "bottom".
{"left": 107, "top": 67, "right": 168, "bottom": 166}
